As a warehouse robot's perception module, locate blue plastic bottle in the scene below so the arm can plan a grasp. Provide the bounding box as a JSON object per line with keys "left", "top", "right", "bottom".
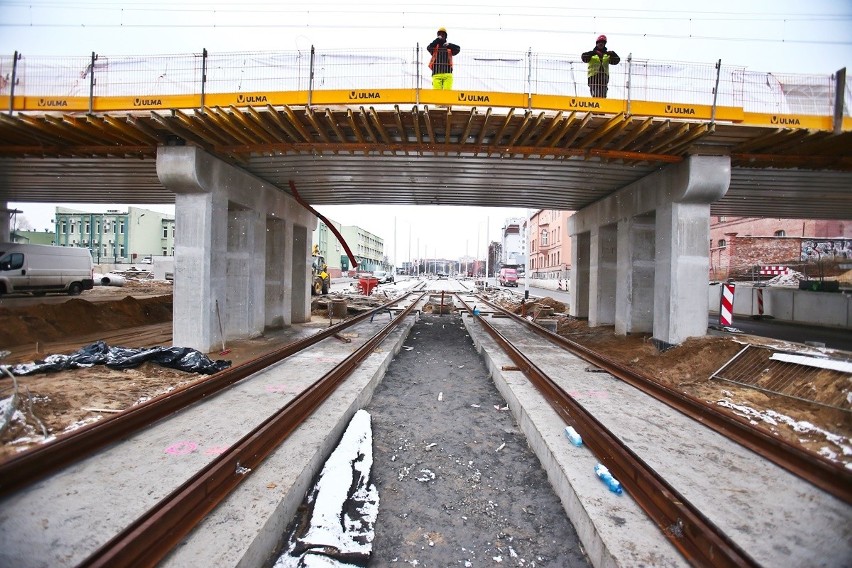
{"left": 594, "top": 463, "right": 623, "bottom": 495}
{"left": 564, "top": 426, "right": 583, "bottom": 446}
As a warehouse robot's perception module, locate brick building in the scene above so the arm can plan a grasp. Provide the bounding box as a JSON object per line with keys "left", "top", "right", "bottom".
{"left": 709, "top": 217, "right": 851, "bottom": 280}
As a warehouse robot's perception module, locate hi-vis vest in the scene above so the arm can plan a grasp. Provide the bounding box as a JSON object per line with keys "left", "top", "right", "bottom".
{"left": 587, "top": 53, "right": 613, "bottom": 77}
{"left": 429, "top": 47, "right": 454, "bottom": 74}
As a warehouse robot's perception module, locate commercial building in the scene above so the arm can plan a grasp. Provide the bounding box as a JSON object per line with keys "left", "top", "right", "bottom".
{"left": 312, "top": 219, "right": 386, "bottom": 276}
{"left": 53, "top": 206, "right": 175, "bottom": 264}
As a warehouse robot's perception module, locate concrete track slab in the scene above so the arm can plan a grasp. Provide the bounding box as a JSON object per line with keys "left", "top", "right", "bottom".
{"left": 462, "top": 312, "right": 852, "bottom": 568}
{"left": 0, "top": 316, "right": 414, "bottom": 568}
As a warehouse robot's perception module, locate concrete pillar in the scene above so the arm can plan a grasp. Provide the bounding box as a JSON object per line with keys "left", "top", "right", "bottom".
{"left": 291, "top": 224, "right": 309, "bottom": 323}
{"left": 653, "top": 202, "right": 712, "bottom": 346}
{"left": 568, "top": 154, "right": 730, "bottom": 345}
{"left": 589, "top": 223, "right": 617, "bottom": 327}
{"left": 156, "top": 146, "right": 316, "bottom": 352}
{"left": 615, "top": 214, "right": 655, "bottom": 335}
{"left": 569, "top": 231, "right": 590, "bottom": 319}
{"left": 1, "top": 202, "right": 11, "bottom": 242}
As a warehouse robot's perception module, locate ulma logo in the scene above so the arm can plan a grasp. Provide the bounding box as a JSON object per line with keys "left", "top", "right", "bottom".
{"left": 348, "top": 91, "right": 381, "bottom": 100}
{"left": 134, "top": 98, "right": 162, "bottom": 107}
{"left": 569, "top": 98, "right": 600, "bottom": 109}
{"left": 237, "top": 94, "right": 268, "bottom": 103}
{"left": 665, "top": 104, "right": 696, "bottom": 115}
{"left": 771, "top": 115, "right": 801, "bottom": 125}
{"left": 458, "top": 93, "right": 490, "bottom": 103}
{"left": 38, "top": 99, "right": 67, "bottom": 107}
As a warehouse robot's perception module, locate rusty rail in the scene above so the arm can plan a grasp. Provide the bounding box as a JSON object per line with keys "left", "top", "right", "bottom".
{"left": 473, "top": 293, "right": 852, "bottom": 506}
{"left": 79, "top": 292, "right": 424, "bottom": 567}
{"left": 0, "top": 292, "right": 415, "bottom": 498}
{"left": 456, "top": 294, "right": 759, "bottom": 568}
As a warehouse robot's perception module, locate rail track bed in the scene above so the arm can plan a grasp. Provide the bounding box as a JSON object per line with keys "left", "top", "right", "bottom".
{"left": 0, "top": 288, "right": 849, "bottom": 567}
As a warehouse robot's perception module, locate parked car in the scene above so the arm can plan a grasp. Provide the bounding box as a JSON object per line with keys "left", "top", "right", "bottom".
{"left": 373, "top": 270, "right": 394, "bottom": 284}
{"left": 0, "top": 244, "right": 95, "bottom": 296}
{"left": 497, "top": 267, "right": 519, "bottom": 287}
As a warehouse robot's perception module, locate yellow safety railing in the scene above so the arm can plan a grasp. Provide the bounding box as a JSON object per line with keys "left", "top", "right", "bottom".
{"left": 1, "top": 47, "right": 849, "bottom": 131}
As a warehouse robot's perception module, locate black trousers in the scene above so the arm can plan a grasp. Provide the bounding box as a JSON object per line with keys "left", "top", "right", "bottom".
{"left": 588, "top": 73, "right": 609, "bottom": 98}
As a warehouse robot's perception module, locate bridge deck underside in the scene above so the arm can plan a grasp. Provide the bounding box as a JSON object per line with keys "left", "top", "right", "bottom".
{"left": 0, "top": 106, "right": 850, "bottom": 219}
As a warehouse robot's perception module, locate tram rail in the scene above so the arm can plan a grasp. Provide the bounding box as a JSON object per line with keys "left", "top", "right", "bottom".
{"left": 468, "top": 293, "right": 852, "bottom": 506}
{"left": 0, "top": 292, "right": 421, "bottom": 499}
{"left": 455, "top": 293, "right": 759, "bottom": 567}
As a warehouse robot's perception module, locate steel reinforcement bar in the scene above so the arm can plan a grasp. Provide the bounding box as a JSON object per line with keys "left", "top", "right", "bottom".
{"left": 79, "top": 291, "right": 425, "bottom": 567}
{"left": 456, "top": 294, "right": 759, "bottom": 568}
{"left": 0, "top": 292, "right": 415, "bottom": 498}
{"left": 475, "top": 294, "right": 852, "bottom": 506}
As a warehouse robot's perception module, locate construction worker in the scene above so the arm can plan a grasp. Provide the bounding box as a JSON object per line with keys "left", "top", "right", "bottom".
{"left": 427, "top": 27, "right": 461, "bottom": 90}
{"left": 581, "top": 34, "right": 620, "bottom": 98}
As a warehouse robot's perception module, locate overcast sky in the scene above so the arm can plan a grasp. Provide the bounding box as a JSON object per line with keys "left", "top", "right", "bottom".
{"left": 3, "top": 0, "right": 850, "bottom": 262}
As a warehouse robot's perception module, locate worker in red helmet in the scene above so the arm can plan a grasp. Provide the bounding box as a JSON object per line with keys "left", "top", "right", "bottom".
{"left": 427, "top": 27, "right": 461, "bottom": 90}
{"left": 581, "top": 34, "right": 620, "bottom": 98}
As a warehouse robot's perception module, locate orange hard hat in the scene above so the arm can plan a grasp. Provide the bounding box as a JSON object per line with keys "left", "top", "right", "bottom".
{"left": 597, "top": 34, "right": 607, "bottom": 43}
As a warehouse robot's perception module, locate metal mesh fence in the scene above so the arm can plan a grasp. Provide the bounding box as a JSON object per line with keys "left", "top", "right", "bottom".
{"left": 0, "top": 54, "right": 15, "bottom": 97}
{"left": 629, "top": 59, "right": 720, "bottom": 106}
{"left": 451, "top": 49, "right": 529, "bottom": 93}
{"left": 736, "top": 71, "right": 836, "bottom": 115}
{"left": 0, "top": 48, "right": 843, "bottom": 116}
{"left": 206, "top": 51, "right": 309, "bottom": 93}
{"left": 14, "top": 55, "right": 93, "bottom": 98}
{"left": 93, "top": 53, "right": 203, "bottom": 97}
{"left": 313, "top": 48, "right": 416, "bottom": 90}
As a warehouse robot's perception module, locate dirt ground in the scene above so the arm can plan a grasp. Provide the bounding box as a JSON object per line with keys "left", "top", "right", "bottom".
{"left": 1, "top": 284, "right": 849, "bottom": 471}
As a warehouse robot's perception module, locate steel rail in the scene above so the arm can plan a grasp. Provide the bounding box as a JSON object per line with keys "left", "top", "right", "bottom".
{"left": 79, "top": 291, "right": 425, "bottom": 568}
{"left": 456, "top": 294, "right": 759, "bottom": 568}
{"left": 0, "top": 292, "right": 415, "bottom": 498}
{"left": 475, "top": 293, "right": 852, "bottom": 505}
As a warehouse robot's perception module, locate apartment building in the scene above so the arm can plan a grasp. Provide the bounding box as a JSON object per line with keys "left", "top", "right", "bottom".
{"left": 528, "top": 209, "right": 574, "bottom": 280}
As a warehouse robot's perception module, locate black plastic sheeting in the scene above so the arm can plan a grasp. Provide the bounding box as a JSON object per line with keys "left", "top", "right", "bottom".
{"left": 10, "top": 341, "right": 231, "bottom": 376}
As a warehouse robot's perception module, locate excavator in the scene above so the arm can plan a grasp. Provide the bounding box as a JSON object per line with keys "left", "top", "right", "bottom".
{"left": 311, "top": 244, "right": 330, "bottom": 295}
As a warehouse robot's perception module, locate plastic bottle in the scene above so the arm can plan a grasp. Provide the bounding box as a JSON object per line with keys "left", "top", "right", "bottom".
{"left": 594, "top": 463, "right": 623, "bottom": 495}
{"left": 563, "top": 426, "right": 583, "bottom": 446}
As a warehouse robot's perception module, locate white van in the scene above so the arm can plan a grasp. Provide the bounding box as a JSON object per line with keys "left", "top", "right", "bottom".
{"left": 0, "top": 244, "right": 95, "bottom": 296}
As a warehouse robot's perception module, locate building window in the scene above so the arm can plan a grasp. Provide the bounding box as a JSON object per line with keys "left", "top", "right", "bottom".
{"left": 119, "top": 221, "right": 125, "bottom": 235}
{"left": 774, "top": 230, "right": 786, "bottom": 237}
{"left": 163, "top": 226, "right": 169, "bottom": 238}
{"left": 540, "top": 228, "right": 548, "bottom": 246}
{"left": 718, "top": 239, "right": 726, "bottom": 248}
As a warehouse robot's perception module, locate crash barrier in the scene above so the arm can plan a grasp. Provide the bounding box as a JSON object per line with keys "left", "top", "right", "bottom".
{"left": 709, "top": 283, "right": 852, "bottom": 329}
{"left": 1, "top": 47, "right": 847, "bottom": 129}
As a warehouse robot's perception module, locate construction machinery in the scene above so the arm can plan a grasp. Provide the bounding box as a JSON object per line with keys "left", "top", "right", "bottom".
{"left": 311, "top": 245, "right": 330, "bottom": 295}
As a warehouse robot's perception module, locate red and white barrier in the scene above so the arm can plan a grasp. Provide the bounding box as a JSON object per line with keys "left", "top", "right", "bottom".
{"left": 756, "top": 287, "right": 764, "bottom": 317}
{"left": 719, "top": 282, "right": 735, "bottom": 326}
{"left": 759, "top": 265, "right": 789, "bottom": 276}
